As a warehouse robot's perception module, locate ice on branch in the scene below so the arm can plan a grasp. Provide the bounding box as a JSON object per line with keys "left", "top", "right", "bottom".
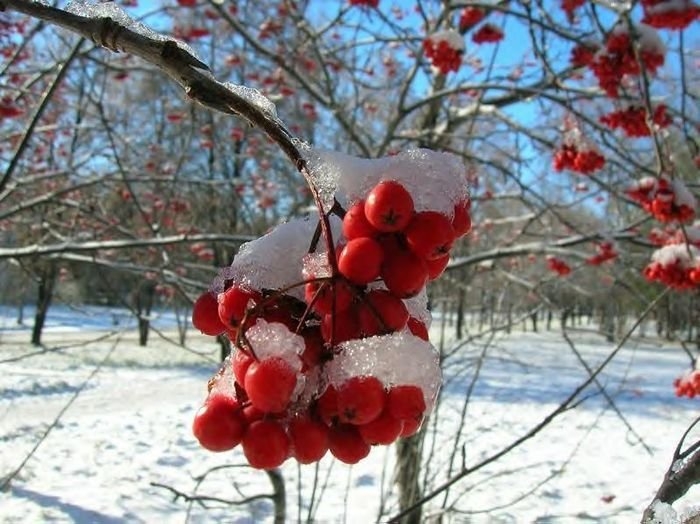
{"left": 222, "top": 82, "right": 278, "bottom": 121}
{"left": 66, "top": 0, "right": 200, "bottom": 61}
{"left": 307, "top": 148, "right": 470, "bottom": 215}
{"left": 328, "top": 332, "right": 442, "bottom": 410}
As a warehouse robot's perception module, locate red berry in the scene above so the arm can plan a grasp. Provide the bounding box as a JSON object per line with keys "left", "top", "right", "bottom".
{"left": 426, "top": 253, "right": 450, "bottom": 280}
{"left": 244, "top": 357, "right": 297, "bottom": 413}
{"left": 405, "top": 211, "right": 455, "bottom": 260}
{"left": 399, "top": 416, "right": 423, "bottom": 438}
{"left": 289, "top": 416, "right": 330, "bottom": 464}
{"left": 358, "top": 289, "right": 409, "bottom": 336}
{"left": 329, "top": 424, "right": 371, "bottom": 464}
{"left": 338, "top": 237, "right": 384, "bottom": 284}
{"left": 337, "top": 376, "right": 386, "bottom": 425}
{"left": 381, "top": 247, "right": 428, "bottom": 298}
{"left": 387, "top": 385, "right": 426, "bottom": 421}
{"left": 358, "top": 409, "right": 404, "bottom": 445}
{"left": 305, "top": 279, "right": 354, "bottom": 316}
{"left": 451, "top": 200, "right": 472, "bottom": 237}
{"left": 218, "top": 286, "right": 260, "bottom": 329}
{"left": 301, "top": 328, "right": 325, "bottom": 370}
{"left": 321, "top": 309, "right": 361, "bottom": 344}
{"left": 242, "top": 419, "right": 290, "bottom": 469}
{"left": 316, "top": 385, "right": 340, "bottom": 426}
{"left": 364, "top": 181, "right": 415, "bottom": 232}
{"left": 192, "top": 292, "right": 226, "bottom": 336}
{"left": 192, "top": 394, "right": 246, "bottom": 452}
{"left": 232, "top": 349, "right": 254, "bottom": 386}
{"left": 407, "top": 317, "right": 429, "bottom": 341}
{"left": 342, "top": 200, "right": 378, "bottom": 239}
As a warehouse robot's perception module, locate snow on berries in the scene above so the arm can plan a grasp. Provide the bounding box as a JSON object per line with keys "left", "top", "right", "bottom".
{"left": 191, "top": 149, "right": 470, "bottom": 468}
{"left": 626, "top": 176, "right": 696, "bottom": 223}
{"left": 423, "top": 30, "right": 464, "bottom": 74}
{"left": 643, "top": 221, "right": 700, "bottom": 290}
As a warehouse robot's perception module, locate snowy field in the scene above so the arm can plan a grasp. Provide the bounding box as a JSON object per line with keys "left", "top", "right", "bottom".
{"left": 1, "top": 305, "right": 699, "bottom": 523}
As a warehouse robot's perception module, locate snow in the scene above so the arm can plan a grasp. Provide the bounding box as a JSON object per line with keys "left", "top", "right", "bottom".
{"left": 428, "top": 29, "right": 466, "bottom": 52}
{"left": 1, "top": 306, "right": 700, "bottom": 522}
{"left": 307, "top": 148, "right": 470, "bottom": 215}
{"left": 651, "top": 243, "right": 700, "bottom": 267}
{"left": 221, "top": 82, "right": 278, "bottom": 120}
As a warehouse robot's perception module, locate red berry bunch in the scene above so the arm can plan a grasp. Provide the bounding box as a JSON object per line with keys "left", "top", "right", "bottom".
{"left": 643, "top": 244, "right": 700, "bottom": 290}
{"left": 589, "top": 23, "right": 665, "bottom": 97}
{"left": 674, "top": 369, "right": 700, "bottom": 398}
{"left": 423, "top": 31, "right": 464, "bottom": 74}
{"left": 626, "top": 176, "right": 696, "bottom": 223}
{"left": 569, "top": 41, "right": 600, "bottom": 68}
{"left": 459, "top": 6, "right": 486, "bottom": 30}
{"left": 471, "top": 23, "right": 504, "bottom": 44}
{"left": 641, "top": 0, "right": 700, "bottom": 30}
{"left": 553, "top": 143, "right": 606, "bottom": 174}
{"left": 585, "top": 241, "right": 618, "bottom": 265}
{"left": 561, "top": 0, "right": 586, "bottom": 22}
{"left": 191, "top": 149, "right": 470, "bottom": 468}
{"left": 547, "top": 256, "right": 572, "bottom": 276}
{"left": 349, "top": 0, "right": 380, "bottom": 7}
{"left": 600, "top": 104, "right": 672, "bottom": 137}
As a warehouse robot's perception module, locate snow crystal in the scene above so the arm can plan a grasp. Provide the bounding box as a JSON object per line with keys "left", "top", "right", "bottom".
{"left": 645, "top": 500, "right": 678, "bottom": 524}
{"left": 307, "top": 148, "right": 470, "bottom": 216}
{"left": 222, "top": 83, "right": 278, "bottom": 120}
{"left": 245, "top": 319, "right": 304, "bottom": 369}
{"left": 429, "top": 29, "right": 465, "bottom": 51}
{"left": 212, "top": 215, "right": 341, "bottom": 300}
{"left": 208, "top": 354, "right": 237, "bottom": 398}
{"left": 328, "top": 332, "right": 442, "bottom": 410}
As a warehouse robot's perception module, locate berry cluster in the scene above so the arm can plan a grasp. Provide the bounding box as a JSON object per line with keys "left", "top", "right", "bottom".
{"left": 471, "top": 23, "right": 504, "bottom": 44}
{"left": 585, "top": 241, "right": 618, "bottom": 265}
{"left": 553, "top": 143, "right": 606, "bottom": 174}
{"left": 459, "top": 6, "right": 486, "bottom": 30}
{"left": 547, "top": 256, "right": 572, "bottom": 276}
{"left": 561, "top": 0, "right": 586, "bottom": 22}
{"left": 190, "top": 149, "right": 471, "bottom": 469}
{"left": 674, "top": 369, "right": 700, "bottom": 398}
{"left": 643, "top": 244, "right": 700, "bottom": 290}
{"left": 599, "top": 104, "right": 671, "bottom": 137}
{"left": 641, "top": 0, "right": 699, "bottom": 30}
{"left": 588, "top": 24, "right": 665, "bottom": 97}
{"left": 626, "top": 176, "right": 696, "bottom": 223}
{"left": 423, "top": 30, "right": 464, "bottom": 74}
{"left": 349, "top": 0, "right": 380, "bottom": 7}
{"left": 569, "top": 41, "right": 600, "bottom": 68}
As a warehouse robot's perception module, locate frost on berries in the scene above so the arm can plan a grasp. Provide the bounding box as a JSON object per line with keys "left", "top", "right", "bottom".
{"left": 422, "top": 30, "right": 465, "bottom": 74}
{"left": 191, "top": 148, "right": 471, "bottom": 469}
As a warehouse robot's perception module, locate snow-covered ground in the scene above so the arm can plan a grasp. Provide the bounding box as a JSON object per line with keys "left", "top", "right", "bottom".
{"left": 1, "top": 305, "right": 699, "bottom": 523}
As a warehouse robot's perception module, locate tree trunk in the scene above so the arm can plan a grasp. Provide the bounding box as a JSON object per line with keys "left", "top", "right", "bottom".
{"left": 265, "top": 468, "right": 286, "bottom": 524}
{"left": 530, "top": 311, "right": 538, "bottom": 332}
{"left": 134, "top": 279, "right": 157, "bottom": 347}
{"left": 395, "top": 433, "right": 424, "bottom": 524}
{"left": 31, "top": 263, "right": 58, "bottom": 346}
{"left": 456, "top": 288, "right": 464, "bottom": 340}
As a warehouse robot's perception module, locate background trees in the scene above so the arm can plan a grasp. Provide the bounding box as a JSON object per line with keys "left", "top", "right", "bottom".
{"left": 0, "top": 0, "right": 698, "bottom": 521}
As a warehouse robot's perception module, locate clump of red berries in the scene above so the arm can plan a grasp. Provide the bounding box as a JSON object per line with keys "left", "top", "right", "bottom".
{"left": 585, "top": 241, "right": 618, "bottom": 265}
{"left": 459, "top": 6, "right": 486, "bottom": 30}
{"left": 641, "top": 0, "right": 699, "bottom": 30}
{"left": 553, "top": 144, "right": 606, "bottom": 174}
{"left": 674, "top": 369, "right": 700, "bottom": 398}
{"left": 547, "top": 256, "right": 572, "bottom": 276}
{"left": 190, "top": 150, "right": 471, "bottom": 469}
{"left": 569, "top": 41, "right": 600, "bottom": 68}
{"left": 471, "top": 23, "right": 504, "bottom": 44}
{"left": 600, "top": 103, "right": 672, "bottom": 137}
{"left": 589, "top": 23, "right": 665, "bottom": 97}
{"left": 349, "top": 0, "right": 380, "bottom": 7}
{"left": 643, "top": 244, "right": 700, "bottom": 290}
{"left": 626, "top": 176, "right": 696, "bottom": 223}
{"left": 561, "top": 0, "right": 586, "bottom": 22}
{"left": 423, "top": 30, "right": 464, "bottom": 74}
